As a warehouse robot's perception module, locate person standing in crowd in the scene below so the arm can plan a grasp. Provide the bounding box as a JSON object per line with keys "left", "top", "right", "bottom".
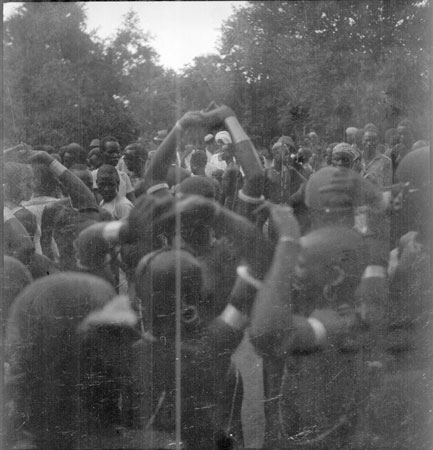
{"left": 388, "top": 119, "right": 415, "bottom": 175}
{"left": 361, "top": 124, "right": 392, "bottom": 188}
{"left": 91, "top": 136, "right": 135, "bottom": 203}
{"left": 96, "top": 164, "right": 133, "bottom": 220}
{"left": 205, "top": 130, "right": 230, "bottom": 178}
{"left": 61, "top": 143, "right": 88, "bottom": 170}
{"left": 121, "top": 142, "right": 148, "bottom": 188}
{"left": 204, "top": 133, "right": 217, "bottom": 160}
{"left": 331, "top": 142, "right": 358, "bottom": 169}
{"left": 87, "top": 148, "right": 103, "bottom": 171}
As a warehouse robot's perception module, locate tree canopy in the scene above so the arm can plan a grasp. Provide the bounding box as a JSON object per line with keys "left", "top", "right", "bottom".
{"left": 4, "top": 1, "right": 431, "bottom": 149}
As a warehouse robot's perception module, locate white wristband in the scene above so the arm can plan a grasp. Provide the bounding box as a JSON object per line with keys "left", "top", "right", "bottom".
{"left": 146, "top": 183, "right": 169, "bottom": 195}
{"left": 362, "top": 265, "right": 387, "bottom": 279}
{"left": 237, "top": 189, "right": 265, "bottom": 204}
{"left": 307, "top": 317, "right": 327, "bottom": 346}
{"left": 236, "top": 265, "right": 263, "bottom": 290}
{"left": 102, "top": 221, "right": 124, "bottom": 242}
{"left": 220, "top": 304, "right": 248, "bottom": 330}
{"left": 175, "top": 121, "right": 183, "bottom": 133}
{"left": 278, "top": 236, "right": 299, "bottom": 245}
{"left": 49, "top": 159, "right": 67, "bottom": 176}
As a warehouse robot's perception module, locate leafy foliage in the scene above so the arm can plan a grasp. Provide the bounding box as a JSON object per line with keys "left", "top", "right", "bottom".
{"left": 4, "top": 1, "right": 431, "bottom": 150}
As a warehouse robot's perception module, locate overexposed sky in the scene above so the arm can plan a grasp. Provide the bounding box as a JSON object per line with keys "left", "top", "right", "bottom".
{"left": 3, "top": 1, "right": 246, "bottom": 71}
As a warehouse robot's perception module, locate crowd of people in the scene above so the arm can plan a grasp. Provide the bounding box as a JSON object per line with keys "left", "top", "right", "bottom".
{"left": 3, "top": 103, "right": 432, "bottom": 450}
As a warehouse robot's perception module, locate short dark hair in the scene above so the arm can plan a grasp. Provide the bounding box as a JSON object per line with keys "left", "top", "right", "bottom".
{"left": 125, "top": 142, "right": 148, "bottom": 161}
{"left": 100, "top": 136, "right": 119, "bottom": 152}
{"left": 190, "top": 150, "right": 208, "bottom": 169}
{"left": 64, "top": 143, "right": 88, "bottom": 164}
{"left": 97, "top": 164, "right": 119, "bottom": 182}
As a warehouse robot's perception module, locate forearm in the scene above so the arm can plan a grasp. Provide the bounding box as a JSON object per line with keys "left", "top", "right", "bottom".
{"left": 45, "top": 159, "right": 97, "bottom": 209}
{"left": 249, "top": 239, "right": 299, "bottom": 351}
{"left": 144, "top": 124, "right": 181, "bottom": 183}
{"left": 224, "top": 115, "right": 263, "bottom": 180}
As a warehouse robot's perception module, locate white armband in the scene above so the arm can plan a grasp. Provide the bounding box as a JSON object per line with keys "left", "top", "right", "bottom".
{"left": 146, "top": 183, "right": 169, "bottom": 195}
{"left": 220, "top": 304, "right": 248, "bottom": 331}
{"left": 236, "top": 265, "right": 263, "bottom": 290}
{"left": 307, "top": 317, "right": 327, "bottom": 346}
{"left": 362, "top": 265, "right": 387, "bottom": 279}
{"left": 49, "top": 159, "right": 67, "bottom": 176}
{"left": 237, "top": 189, "right": 265, "bottom": 204}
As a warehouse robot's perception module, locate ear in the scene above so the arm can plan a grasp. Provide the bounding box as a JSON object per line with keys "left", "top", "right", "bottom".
{"left": 329, "top": 264, "right": 346, "bottom": 287}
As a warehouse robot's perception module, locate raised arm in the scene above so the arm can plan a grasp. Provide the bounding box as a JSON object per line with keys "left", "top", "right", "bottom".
{"left": 28, "top": 151, "right": 97, "bottom": 210}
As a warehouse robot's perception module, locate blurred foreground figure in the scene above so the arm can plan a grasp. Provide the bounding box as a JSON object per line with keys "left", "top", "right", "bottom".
{"left": 6, "top": 273, "right": 138, "bottom": 450}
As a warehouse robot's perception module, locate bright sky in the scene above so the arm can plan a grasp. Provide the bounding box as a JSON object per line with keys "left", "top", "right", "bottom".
{"left": 3, "top": 1, "right": 245, "bottom": 71}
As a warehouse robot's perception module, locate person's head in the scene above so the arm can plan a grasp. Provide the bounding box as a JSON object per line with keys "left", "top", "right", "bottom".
{"left": 89, "top": 138, "right": 100, "bottom": 151}
{"left": 88, "top": 148, "right": 103, "bottom": 170}
{"left": 96, "top": 164, "right": 119, "bottom": 202}
{"left": 176, "top": 175, "right": 220, "bottom": 201}
{"left": 331, "top": 143, "right": 356, "bottom": 169}
{"left": 4, "top": 162, "right": 34, "bottom": 203}
{"left": 100, "top": 136, "right": 121, "bottom": 166}
{"left": 214, "top": 131, "right": 232, "bottom": 152}
{"left": 294, "top": 226, "right": 367, "bottom": 310}
{"left": 190, "top": 149, "right": 208, "bottom": 175}
{"left": 297, "top": 147, "right": 312, "bottom": 165}
{"left": 362, "top": 128, "right": 379, "bottom": 159}
{"left": 308, "top": 132, "right": 319, "bottom": 145}
{"left": 62, "top": 143, "right": 88, "bottom": 169}
{"left": 305, "top": 166, "right": 382, "bottom": 230}
{"left": 6, "top": 273, "right": 137, "bottom": 449}
{"left": 204, "top": 134, "right": 216, "bottom": 153}
{"left": 394, "top": 146, "right": 431, "bottom": 241}
{"left": 135, "top": 249, "right": 206, "bottom": 339}
{"left": 272, "top": 141, "right": 296, "bottom": 171}
{"left": 123, "top": 142, "right": 148, "bottom": 174}
{"left": 325, "top": 143, "right": 338, "bottom": 166}
{"left": 384, "top": 128, "right": 398, "bottom": 148}
{"left": 345, "top": 127, "right": 358, "bottom": 145}
{"left": 397, "top": 119, "right": 414, "bottom": 148}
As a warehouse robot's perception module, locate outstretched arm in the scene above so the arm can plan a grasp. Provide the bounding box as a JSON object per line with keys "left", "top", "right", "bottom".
{"left": 28, "top": 151, "right": 97, "bottom": 210}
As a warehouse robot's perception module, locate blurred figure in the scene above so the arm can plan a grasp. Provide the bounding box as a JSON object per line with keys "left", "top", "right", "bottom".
{"left": 361, "top": 124, "right": 392, "bottom": 188}
{"left": 62, "top": 143, "right": 88, "bottom": 170}
{"left": 205, "top": 130, "right": 229, "bottom": 178}
{"left": 331, "top": 143, "right": 357, "bottom": 169}
{"left": 87, "top": 148, "right": 103, "bottom": 171}
{"left": 96, "top": 165, "right": 133, "bottom": 220}
{"left": 122, "top": 142, "right": 148, "bottom": 187}
{"left": 92, "top": 136, "right": 135, "bottom": 203}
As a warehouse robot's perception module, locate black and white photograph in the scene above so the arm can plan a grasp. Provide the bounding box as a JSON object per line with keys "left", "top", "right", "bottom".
{"left": 2, "top": 1, "right": 432, "bottom": 449}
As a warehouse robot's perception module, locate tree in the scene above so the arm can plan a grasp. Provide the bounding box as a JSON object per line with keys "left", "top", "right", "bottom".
{"left": 217, "top": 0, "right": 431, "bottom": 144}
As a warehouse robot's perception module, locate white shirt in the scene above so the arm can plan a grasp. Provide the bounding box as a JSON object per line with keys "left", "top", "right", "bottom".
{"left": 100, "top": 194, "right": 133, "bottom": 220}
{"left": 205, "top": 153, "right": 227, "bottom": 177}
